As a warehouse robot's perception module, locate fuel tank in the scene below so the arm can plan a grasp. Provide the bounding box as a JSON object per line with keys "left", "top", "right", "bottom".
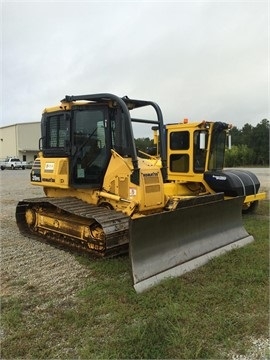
{"left": 204, "top": 169, "right": 260, "bottom": 197}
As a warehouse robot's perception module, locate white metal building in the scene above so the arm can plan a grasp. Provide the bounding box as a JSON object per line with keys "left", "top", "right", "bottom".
{"left": 0, "top": 122, "right": 41, "bottom": 162}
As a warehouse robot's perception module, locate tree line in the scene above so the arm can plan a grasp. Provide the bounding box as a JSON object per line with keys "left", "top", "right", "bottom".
{"left": 135, "top": 119, "right": 269, "bottom": 167}
{"left": 225, "top": 119, "right": 269, "bottom": 166}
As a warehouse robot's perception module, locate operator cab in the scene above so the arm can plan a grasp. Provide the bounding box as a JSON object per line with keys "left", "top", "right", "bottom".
{"left": 41, "top": 104, "right": 133, "bottom": 188}
{"left": 40, "top": 94, "right": 167, "bottom": 189}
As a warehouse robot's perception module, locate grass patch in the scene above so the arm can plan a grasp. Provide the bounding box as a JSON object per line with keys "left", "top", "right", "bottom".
{"left": 1, "top": 201, "right": 269, "bottom": 359}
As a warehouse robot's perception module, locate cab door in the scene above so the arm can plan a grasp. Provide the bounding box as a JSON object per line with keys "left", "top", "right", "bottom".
{"left": 71, "top": 106, "right": 110, "bottom": 188}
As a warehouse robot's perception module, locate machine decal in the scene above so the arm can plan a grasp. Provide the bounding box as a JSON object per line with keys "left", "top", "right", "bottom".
{"left": 129, "top": 187, "right": 137, "bottom": 197}
{"left": 44, "top": 162, "right": 55, "bottom": 172}
{"left": 212, "top": 175, "right": 227, "bottom": 181}
{"left": 31, "top": 171, "right": 41, "bottom": 182}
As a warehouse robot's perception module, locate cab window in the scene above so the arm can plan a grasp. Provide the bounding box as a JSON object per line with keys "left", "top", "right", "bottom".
{"left": 169, "top": 131, "right": 190, "bottom": 173}
{"left": 170, "top": 131, "right": 189, "bottom": 150}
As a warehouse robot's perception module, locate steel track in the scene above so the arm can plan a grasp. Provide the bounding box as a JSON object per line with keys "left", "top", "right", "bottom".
{"left": 16, "top": 197, "right": 130, "bottom": 257}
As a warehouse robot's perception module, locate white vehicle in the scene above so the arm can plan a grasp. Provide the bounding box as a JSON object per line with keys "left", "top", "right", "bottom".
{"left": 0, "top": 157, "right": 27, "bottom": 170}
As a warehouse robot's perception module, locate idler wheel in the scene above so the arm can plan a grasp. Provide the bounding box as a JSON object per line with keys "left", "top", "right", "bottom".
{"left": 90, "top": 223, "right": 105, "bottom": 241}
{"left": 25, "top": 208, "right": 36, "bottom": 226}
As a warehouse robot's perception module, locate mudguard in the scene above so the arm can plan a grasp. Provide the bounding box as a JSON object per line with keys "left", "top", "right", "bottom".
{"left": 129, "top": 196, "right": 254, "bottom": 293}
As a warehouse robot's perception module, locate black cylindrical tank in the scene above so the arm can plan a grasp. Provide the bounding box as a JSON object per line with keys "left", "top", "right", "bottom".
{"left": 204, "top": 169, "right": 260, "bottom": 197}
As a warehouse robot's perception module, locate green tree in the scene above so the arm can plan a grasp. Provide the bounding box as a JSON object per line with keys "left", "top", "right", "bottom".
{"left": 230, "top": 126, "right": 242, "bottom": 146}
{"left": 252, "top": 119, "right": 269, "bottom": 165}
{"left": 134, "top": 137, "right": 154, "bottom": 155}
{"left": 241, "top": 123, "right": 254, "bottom": 148}
{"left": 225, "top": 145, "right": 255, "bottom": 167}
{"left": 225, "top": 145, "right": 239, "bottom": 167}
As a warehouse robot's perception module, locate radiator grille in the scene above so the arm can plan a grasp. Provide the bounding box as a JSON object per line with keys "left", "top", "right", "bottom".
{"left": 146, "top": 185, "right": 160, "bottom": 193}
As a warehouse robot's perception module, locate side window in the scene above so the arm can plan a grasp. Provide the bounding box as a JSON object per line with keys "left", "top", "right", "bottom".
{"left": 193, "top": 131, "right": 208, "bottom": 173}
{"left": 170, "top": 131, "right": 189, "bottom": 150}
{"left": 170, "top": 154, "right": 189, "bottom": 172}
{"left": 169, "top": 131, "right": 190, "bottom": 173}
{"left": 111, "top": 111, "right": 131, "bottom": 156}
{"left": 48, "top": 115, "right": 67, "bottom": 148}
{"left": 42, "top": 113, "right": 70, "bottom": 156}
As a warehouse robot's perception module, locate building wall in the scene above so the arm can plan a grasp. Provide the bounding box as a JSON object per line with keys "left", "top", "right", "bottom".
{"left": 0, "top": 122, "right": 41, "bottom": 162}
{"left": 17, "top": 122, "right": 41, "bottom": 161}
{"left": 0, "top": 126, "right": 16, "bottom": 159}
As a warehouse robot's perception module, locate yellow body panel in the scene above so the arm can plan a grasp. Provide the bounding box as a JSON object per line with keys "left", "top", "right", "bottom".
{"left": 31, "top": 156, "right": 70, "bottom": 188}
{"left": 43, "top": 100, "right": 90, "bottom": 114}
{"left": 31, "top": 150, "right": 166, "bottom": 217}
{"left": 244, "top": 192, "right": 266, "bottom": 203}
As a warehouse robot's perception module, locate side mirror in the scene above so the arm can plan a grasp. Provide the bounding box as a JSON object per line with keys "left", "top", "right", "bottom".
{"left": 199, "top": 132, "right": 206, "bottom": 149}
{"left": 39, "top": 137, "right": 44, "bottom": 150}
{"left": 227, "top": 134, "right": 232, "bottom": 149}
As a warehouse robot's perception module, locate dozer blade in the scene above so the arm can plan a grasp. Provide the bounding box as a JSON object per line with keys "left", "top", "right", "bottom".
{"left": 130, "top": 196, "right": 254, "bottom": 293}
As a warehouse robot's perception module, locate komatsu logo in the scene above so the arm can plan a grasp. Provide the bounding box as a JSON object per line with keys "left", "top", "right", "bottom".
{"left": 42, "top": 178, "right": 55, "bottom": 183}
{"left": 142, "top": 172, "right": 159, "bottom": 177}
{"left": 212, "top": 175, "right": 227, "bottom": 181}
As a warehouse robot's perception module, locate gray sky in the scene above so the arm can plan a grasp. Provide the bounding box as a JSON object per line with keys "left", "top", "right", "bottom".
{"left": 2, "top": 0, "right": 269, "bottom": 137}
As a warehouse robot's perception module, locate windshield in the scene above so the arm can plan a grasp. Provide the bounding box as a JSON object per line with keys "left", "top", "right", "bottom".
{"left": 73, "top": 109, "right": 105, "bottom": 148}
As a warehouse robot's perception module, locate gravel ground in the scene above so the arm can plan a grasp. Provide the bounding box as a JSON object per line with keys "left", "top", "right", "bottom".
{"left": 0, "top": 169, "right": 91, "bottom": 310}
{"left": 230, "top": 337, "right": 270, "bottom": 360}
{"left": 1, "top": 168, "right": 269, "bottom": 358}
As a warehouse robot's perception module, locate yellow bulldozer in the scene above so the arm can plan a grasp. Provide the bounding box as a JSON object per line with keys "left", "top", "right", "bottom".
{"left": 16, "top": 93, "right": 266, "bottom": 292}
